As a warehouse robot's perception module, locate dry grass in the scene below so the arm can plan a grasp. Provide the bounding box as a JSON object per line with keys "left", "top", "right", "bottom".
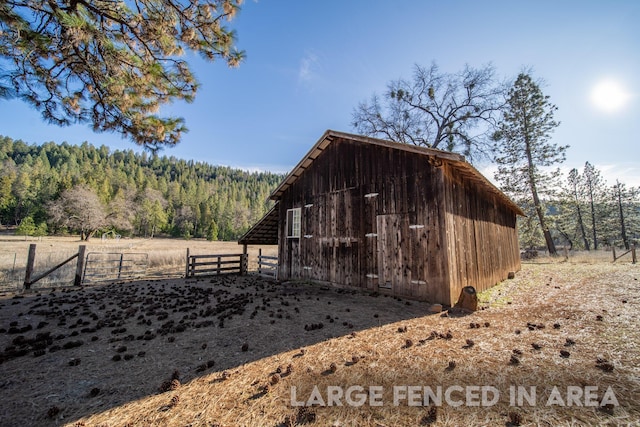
{"left": 0, "top": 259, "right": 638, "bottom": 426}
{"left": 0, "top": 235, "right": 277, "bottom": 291}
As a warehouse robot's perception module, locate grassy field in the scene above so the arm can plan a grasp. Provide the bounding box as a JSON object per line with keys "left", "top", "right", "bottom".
{"left": 0, "top": 235, "right": 277, "bottom": 291}
{"left": 0, "top": 254, "right": 638, "bottom": 426}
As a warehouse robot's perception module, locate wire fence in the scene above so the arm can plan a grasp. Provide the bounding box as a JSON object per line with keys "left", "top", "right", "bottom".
{"left": 0, "top": 249, "right": 78, "bottom": 292}
{"left": 0, "top": 242, "right": 278, "bottom": 293}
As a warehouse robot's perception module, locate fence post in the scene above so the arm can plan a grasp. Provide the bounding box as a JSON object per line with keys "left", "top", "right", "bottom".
{"left": 633, "top": 245, "right": 637, "bottom": 264}
{"left": 217, "top": 256, "right": 221, "bottom": 275}
{"left": 612, "top": 246, "right": 616, "bottom": 261}
{"left": 75, "top": 245, "right": 87, "bottom": 286}
{"left": 240, "top": 254, "right": 248, "bottom": 276}
{"left": 258, "top": 248, "right": 262, "bottom": 275}
{"left": 23, "top": 243, "right": 37, "bottom": 290}
{"left": 185, "top": 248, "right": 190, "bottom": 278}
{"left": 117, "top": 253, "right": 124, "bottom": 279}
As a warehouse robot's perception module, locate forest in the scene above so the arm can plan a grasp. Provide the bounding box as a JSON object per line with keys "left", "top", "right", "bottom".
{"left": 509, "top": 161, "right": 638, "bottom": 252}
{"left": 0, "top": 136, "right": 283, "bottom": 241}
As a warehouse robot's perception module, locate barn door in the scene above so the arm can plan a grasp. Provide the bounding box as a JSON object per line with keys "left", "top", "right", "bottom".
{"left": 376, "top": 214, "right": 410, "bottom": 293}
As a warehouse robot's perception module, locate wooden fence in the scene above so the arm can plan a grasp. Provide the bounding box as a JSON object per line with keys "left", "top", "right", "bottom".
{"left": 612, "top": 245, "right": 637, "bottom": 264}
{"left": 23, "top": 244, "right": 86, "bottom": 289}
{"left": 185, "top": 250, "right": 248, "bottom": 277}
{"left": 257, "top": 248, "right": 278, "bottom": 280}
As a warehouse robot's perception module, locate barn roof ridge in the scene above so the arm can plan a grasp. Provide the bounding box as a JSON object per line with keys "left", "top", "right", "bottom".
{"left": 268, "top": 129, "right": 524, "bottom": 217}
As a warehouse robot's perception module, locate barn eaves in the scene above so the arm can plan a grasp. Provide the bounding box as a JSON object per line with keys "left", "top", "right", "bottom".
{"left": 269, "top": 130, "right": 524, "bottom": 216}
{"left": 238, "top": 204, "right": 279, "bottom": 246}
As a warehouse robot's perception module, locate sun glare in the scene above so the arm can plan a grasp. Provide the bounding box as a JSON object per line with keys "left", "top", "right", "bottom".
{"left": 590, "top": 80, "right": 630, "bottom": 113}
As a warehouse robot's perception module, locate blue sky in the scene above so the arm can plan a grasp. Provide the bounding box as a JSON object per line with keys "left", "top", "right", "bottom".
{"left": 1, "top": 0, "right": 639, "bottom": 185}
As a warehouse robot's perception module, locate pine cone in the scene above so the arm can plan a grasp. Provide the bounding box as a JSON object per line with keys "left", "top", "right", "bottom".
{"left": 170, "top": 395, "right": 180, "bottom": 407}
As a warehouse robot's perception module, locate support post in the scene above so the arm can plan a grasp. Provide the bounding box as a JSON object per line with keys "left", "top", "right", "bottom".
{"left": 241, "top": 244, "right": 248, "bottom": 276}
{"left": 258, "top": 248, "right": 262, "bottom": 275}
{"left": 612, "top": 246, "right": 616, "bottom": 261}
{"left": 74, "top": 245, "right": 86, "bottom": 286}
{"left": 23, "top": 244, "right": 37, "bottom": 290}
{"left": 185, "top": 248, "right": 190, "bottom": 278}
{"left": 633, "top": 245, "right": 637, "bottom": 264}
{"left": 117, "top": 253, "right": 124, "bottom": 279}
{"left": 240, "top": 253, "right": 248, "bottom": 276}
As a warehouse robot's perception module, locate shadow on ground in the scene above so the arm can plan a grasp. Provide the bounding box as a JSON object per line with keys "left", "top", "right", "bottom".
{"left": 0, "top": 274, "right": 441, "bottom": 426}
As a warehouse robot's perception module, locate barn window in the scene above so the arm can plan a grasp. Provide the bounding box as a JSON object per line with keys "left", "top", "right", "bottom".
{"left": 286, "top": 208, "right": 301, "bottom": 238}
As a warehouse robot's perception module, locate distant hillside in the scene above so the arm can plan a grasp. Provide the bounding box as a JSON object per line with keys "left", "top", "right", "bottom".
{"left": 0, "top": 136, "right": 285, "bottom": 240}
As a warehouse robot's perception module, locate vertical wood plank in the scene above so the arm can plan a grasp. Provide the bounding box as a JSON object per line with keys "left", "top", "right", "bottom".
{"left": 23, "top": 243, "right": 36, "bottom": 290}
{"left": 75, "top": 245, "right": 87, "bottom": 286}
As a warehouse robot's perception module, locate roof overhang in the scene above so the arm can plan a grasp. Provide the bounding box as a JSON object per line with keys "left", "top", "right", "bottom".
{"left": 238, "top": 203, "right": 279, "bottom": 246}
{"left": 269, "top": 130, "right": 524, "bottom": 217}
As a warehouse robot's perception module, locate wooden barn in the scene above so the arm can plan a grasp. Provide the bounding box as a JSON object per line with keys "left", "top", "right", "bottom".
{"left": 239, "top": 130, "right": 524, "bottom": 305}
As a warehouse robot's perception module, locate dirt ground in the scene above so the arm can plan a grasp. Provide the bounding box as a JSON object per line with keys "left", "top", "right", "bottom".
{"left": 0, "top": 260, "right": 639, "bottom": 426}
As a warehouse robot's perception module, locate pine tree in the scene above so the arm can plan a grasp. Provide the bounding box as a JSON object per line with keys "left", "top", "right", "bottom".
{"left": 1, "top": 135, "right": 281, "bottom": 238}
{"left": 610, "top": 181, "right": 639, "bottom": 250}
{"left": 1, "top": 0, "right": 245, "bottom": 150}
{"left": 582, "top": 162, "right": 607, "bottom": 249}
{"left": 559, "top": 168, "right": 590, "bottom": 249}
{"left": 493, "top": 73, "right": 567, "bottom": 255}
{"left": 16, "top": 215, "right": 36, "bottom": 239}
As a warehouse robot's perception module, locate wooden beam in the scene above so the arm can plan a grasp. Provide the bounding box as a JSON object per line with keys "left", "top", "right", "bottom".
{"left": 23, "top": 244, "right": 36, "bottom": 290}
{"left": 74, "top": 245, "right": 86, "bottom": 286}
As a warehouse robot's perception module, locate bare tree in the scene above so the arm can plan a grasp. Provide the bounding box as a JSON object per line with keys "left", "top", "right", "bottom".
{"left": 48, "top": 185, "right": 106, "bottom": 240}
{"left": 352, "top": 62, "right": 505, "bottom": 160}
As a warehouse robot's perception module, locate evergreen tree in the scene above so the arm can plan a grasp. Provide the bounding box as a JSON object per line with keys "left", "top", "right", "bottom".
{"left": 1, "top": 135, "right": 282, "bottom": 239}
{"left": 582, "top": 162, "right": 607, "bottom": 249}
{"left": 610, "top": 181, "right": 639, "bottom": 250}
{"left": 493, "top": 73, "right": 567, "bottom": 255}
{"left": 1, "top": 0, "right": 245, "bottom": 149}
{"left": 16, "top": 215, "right": 35, "bottom": 239}
{"left": 207, "top": 219, "right": 219, "bottom": 241}
{"left": 557, "top": 168, "right": 590, "bottom": 250}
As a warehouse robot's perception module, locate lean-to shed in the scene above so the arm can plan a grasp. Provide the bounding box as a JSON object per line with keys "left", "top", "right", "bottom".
{"left": 240, "top": 130, "right": 524, "bottom": 305}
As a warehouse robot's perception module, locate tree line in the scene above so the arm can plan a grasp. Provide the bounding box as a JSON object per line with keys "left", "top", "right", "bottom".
{"left": 1, "top": 136, "right": 283, "bottom": 241}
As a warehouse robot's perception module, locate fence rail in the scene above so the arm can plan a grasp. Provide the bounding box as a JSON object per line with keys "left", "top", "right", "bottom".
{"left": 22, "top": 244, "right": 86, "bottom": 289}
{"left": 186, "top": 251, "right": 247, "bottom": 277}
{"left": 257, "top": 248, "right": 278, "bottom": 280}
{"left": 612, "top": 245, "right": 637, "bottom": 264}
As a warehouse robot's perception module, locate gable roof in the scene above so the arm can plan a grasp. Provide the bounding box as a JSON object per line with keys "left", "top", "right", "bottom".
{"left": 239, "top": 130, "right": 524, "bottom": 246}
{"left": 270, "top": 130, "right": 524, "bottom": 216}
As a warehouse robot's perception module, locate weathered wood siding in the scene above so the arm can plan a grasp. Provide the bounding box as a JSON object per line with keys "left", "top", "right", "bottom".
{"left": 277, "top": 137, "right": 451, "bottom": 303}
{"left": 442, "top": 163, "right": 521, "bottom": 305}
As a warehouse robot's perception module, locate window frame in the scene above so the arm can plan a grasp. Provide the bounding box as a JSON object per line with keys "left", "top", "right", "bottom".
{"left": 286, "top": 207, "right": 301, "bottom": 238}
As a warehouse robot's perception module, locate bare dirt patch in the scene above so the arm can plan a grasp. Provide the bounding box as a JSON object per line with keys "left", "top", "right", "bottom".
{"left": 0, "top": 261, "right": 639, "bottom": 426}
